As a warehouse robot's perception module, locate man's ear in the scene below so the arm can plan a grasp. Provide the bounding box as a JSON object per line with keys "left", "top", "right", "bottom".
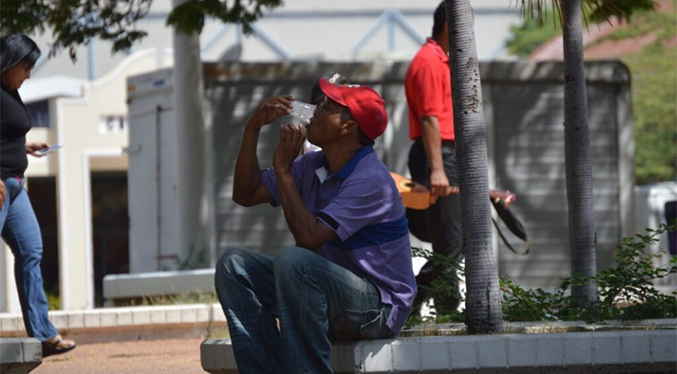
{"left": 340, "top": 120, "right": 359, "bottom": 136}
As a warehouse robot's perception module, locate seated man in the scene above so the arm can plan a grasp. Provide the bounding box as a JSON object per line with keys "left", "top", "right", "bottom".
{"left": 215, "top": 79, "right": 416, "bottom": 374}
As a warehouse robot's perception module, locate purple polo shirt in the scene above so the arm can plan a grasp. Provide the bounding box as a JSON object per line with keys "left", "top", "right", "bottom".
{"left": 261, "top": 146, "right": 416, "bottom": 334}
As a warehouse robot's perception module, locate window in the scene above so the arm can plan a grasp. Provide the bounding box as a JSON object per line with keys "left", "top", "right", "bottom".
{"left": 26, "top": 100, "right": 51, "bottom": 128}
{"left": 99, "top": 115, "right": 128, "bottom": 134}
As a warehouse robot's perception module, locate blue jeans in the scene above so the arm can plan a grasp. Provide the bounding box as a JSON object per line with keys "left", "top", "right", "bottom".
{"left": 0, "top": 177, "right": 58, "bottom": 341}
{"left": 215, "top": 246, "right": 394, "bottom": 374}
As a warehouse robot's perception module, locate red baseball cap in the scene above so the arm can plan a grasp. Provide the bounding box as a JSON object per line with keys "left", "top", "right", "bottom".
{"left": 318, "top": 78, "right": 389, "bottom": 140}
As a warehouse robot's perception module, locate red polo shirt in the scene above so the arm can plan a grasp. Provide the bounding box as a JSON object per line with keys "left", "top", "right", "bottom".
{"left": 405, "top": 38, "right": 454, "bottom": 141}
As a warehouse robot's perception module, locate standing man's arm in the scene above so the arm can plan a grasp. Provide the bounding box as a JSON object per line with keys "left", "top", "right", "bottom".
{"left": 273, "top": 124, "right": 336, "bottom": 249}
{"left": 233, "top": 96, "right": 294, "bottom": 207}
{"left": 420, "top": 115, "right": 450, "bottom": 198}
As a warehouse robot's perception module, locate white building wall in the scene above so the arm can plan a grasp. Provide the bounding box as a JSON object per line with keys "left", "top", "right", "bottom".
{"left": 0, "top": 50, "right": 174, "bottom": 312}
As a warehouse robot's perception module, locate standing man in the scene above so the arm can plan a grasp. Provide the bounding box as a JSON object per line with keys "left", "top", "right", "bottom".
{"left": 405, "top": 1, "right": 462, "bottom": 312}
{"left": 215, "top": 79, "right": 416, "bottom": 373}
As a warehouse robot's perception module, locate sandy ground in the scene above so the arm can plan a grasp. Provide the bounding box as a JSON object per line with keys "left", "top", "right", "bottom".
{"left": 33, "top": 338, "right": 205, "bottom": 374}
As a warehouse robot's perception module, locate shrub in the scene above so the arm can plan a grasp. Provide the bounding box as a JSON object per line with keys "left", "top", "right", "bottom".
{"left": 406, "top": 222, "right": 677, "bottom": 327}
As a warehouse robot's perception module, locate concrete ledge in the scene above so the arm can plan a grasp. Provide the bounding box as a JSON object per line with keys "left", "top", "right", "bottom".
{"left": 200, "top": 329, "right": 677, "bottom": 374}
{"left": 103, "top": 269, "right": 215, "bottom": 302}
{"left": 0, "top": 304, "right": 227, "bottom": 344}
{"left": 0, "top": 338, "right": 42, "bottom": 374}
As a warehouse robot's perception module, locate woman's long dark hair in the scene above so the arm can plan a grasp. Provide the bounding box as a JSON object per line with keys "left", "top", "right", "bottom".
{"left": 0, "top": 33, "right": 41, "bottom": 74}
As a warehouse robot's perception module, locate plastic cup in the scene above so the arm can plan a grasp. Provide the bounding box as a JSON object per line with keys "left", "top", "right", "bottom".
{"left": 290, "top": 100, "right": 316, "bottom": 124}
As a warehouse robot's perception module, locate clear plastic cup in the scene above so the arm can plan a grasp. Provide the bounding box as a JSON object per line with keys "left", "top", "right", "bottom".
{"left": 290, "top": 100, "right": 316, "bottom": 124}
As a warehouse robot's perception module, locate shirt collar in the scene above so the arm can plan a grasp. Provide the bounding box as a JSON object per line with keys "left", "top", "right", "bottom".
{"left": 315, "top": 146, "right": 374, "bottom": 181}
{"left": 425, "top": 38, "right": 449, "bottom": 63}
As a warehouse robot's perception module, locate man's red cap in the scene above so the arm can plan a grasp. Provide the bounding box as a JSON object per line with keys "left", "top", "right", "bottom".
{"left": 318, "top": 78, "right": 388, "bottom": 140}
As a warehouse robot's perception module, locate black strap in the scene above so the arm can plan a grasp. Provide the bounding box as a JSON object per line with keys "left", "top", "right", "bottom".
{"left": 491, "top": 197, "right": 530, "bottom": 255}
{"left": 492, "top": 217, "right": 530, "bottom": 255}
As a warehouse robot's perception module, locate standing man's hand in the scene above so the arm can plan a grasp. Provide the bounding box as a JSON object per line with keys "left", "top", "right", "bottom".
{"left": 26, "top": 142, "right": 49, "bottom": 158}
{"left": 0, "top": 179, "right": 5, "bottom": 209}
{"left": 429, "top": 168, "right": 451, "bottom": 199}
{"left": 274, "top": 124, "right": 306, "bottom": 174}
{"left": 247, "top": 96, "right": 294, "bottom": 130}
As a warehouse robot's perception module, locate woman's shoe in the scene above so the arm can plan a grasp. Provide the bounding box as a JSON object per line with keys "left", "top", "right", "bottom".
{"left": 42, "top": 335, "right": 76, "bottom": 357}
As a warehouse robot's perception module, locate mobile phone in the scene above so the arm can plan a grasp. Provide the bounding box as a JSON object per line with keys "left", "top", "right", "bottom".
{"left": 34, "top": 144, "right": 63, "bottom": 156}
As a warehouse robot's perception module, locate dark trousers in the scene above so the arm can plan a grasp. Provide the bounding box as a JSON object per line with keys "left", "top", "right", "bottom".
{"left": 408, "top": 139, "right": 464, "bottom": 312}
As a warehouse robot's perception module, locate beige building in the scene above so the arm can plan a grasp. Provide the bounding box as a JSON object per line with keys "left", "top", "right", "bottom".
{"left": 1, "top": 50, "right": 174, "bottom": 312}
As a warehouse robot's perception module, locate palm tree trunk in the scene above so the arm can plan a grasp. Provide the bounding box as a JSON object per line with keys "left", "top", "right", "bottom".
{"left": 562, "top": 0, "right": 597, "bottom": 303}
{"left": 445, "top": 0, "right": 503, "bottom": 334}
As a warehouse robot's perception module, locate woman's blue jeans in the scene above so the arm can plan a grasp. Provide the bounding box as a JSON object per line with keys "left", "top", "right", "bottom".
{"left": 215, "top": 246, "right": 394, "bottom": 374}
{"left": 0, "top": 177, "right": 58, "bottom": 341}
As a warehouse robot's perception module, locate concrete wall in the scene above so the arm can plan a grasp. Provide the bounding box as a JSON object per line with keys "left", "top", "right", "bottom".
{"left": 197, "top": 60, "right": 634, "bottom": 290}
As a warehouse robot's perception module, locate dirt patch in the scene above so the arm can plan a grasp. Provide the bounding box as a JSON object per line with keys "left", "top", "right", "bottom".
{"left": 32, "top": 338, "right": 204, "bottom": 374}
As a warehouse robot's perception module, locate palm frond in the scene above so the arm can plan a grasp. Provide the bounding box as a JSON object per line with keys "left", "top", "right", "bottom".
{"left": 516, "top": 0, "right": 655, "bottom": 26}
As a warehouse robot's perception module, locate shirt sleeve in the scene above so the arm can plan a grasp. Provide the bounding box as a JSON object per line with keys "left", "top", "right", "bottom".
{"left": 412, "top": 65, "right": 446, "bottom": 119}
{"left": 317, "top": 176, "right": 397, "bottom": 241}
{"left": 260, "top": 156, "right": 306, "bottom": 207}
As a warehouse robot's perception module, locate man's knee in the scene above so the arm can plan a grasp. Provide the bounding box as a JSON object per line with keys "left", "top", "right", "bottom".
{"left": 273, "top": 246, "right": 311, "bottom": 275}
{"left": 273, "top": 246, "right": 320, "bottom": 293}
{"left": 215, "top": 247, "right": 252, "bottom": 285}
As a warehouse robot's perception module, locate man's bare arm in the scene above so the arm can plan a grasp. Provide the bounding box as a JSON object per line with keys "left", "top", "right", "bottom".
{"left": 420, "top": 115, "right": 450, "bottom": 198}
{"left": 233, "top": 96, "right": 293, "bottom": 207}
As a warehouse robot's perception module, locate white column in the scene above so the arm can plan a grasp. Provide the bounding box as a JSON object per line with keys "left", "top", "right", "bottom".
{"left": 172, "top": 0, "right": 208, "bottom": 267}
{"left": 1, "top": 242, "right": 21, "bottom": 313}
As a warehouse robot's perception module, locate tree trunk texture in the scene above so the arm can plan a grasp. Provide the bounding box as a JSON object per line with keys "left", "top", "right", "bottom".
{"left": 445, "top": 0, "right": 503, "bottom": 334}
{"left": 562, "top": 0, "right": 598, "bottom": 303}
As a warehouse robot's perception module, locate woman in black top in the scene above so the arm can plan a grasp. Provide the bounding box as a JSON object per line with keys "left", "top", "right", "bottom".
{"left": 0, "top": 33, "right": 76, "bottom": 357}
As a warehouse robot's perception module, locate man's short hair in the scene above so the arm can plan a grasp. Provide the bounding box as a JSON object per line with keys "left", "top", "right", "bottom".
{"left": 432, "top": 1, "right": 446, "bottom": 40}
{"left": 341, "top": 107, "right": 374, "bottom": 146}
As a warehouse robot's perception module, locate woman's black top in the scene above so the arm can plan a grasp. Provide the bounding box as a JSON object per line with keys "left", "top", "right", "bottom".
{"left": 1, "top": 82, "right": 31, "bottom": 179}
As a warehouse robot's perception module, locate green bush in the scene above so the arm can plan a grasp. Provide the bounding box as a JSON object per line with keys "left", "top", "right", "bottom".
{"left": 406, "top": 222, "right": 677, "bottom": 327}
{"left": 506, "top": 1, "right": 677, "bottom": 184}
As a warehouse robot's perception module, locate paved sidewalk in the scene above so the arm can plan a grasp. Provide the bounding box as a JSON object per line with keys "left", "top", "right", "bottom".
{"left": 33, "top": 338, "right": 204, "bottom": 374}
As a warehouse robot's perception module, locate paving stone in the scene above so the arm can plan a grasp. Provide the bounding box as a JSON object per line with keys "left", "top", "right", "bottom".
{"left": 196, "top": 306, "right": 210, "bottom": 323}
{"left": 419, "top": 336, "right": 450, "bottom": 371}
{"left": 116, "top": 309, "right": 132, "bottom": 326}
{"left": 132, "top": 307, "right": 151, "bottom": 325}
{"left": 391, "top": 338, "right": 420, "bottom": 371}
{"left": 622, "top": 331, "right": 651, "bottom": 363}
{"left": 165, "top": 306, "right": 183, "bottom": 324}
{"left": 0, "top": 338, "right": 42, "bottom": 374}
{"left": 477, "top": 335, "right": 507, "bottom": 368}
{"left": 0, "top": 338, "right": 23, "bottom": 363}
{"left": 150, "top": 309, "right": 166, "bottom": 324}
{"left": 450, "top": 336, "right": 478, "bottom": 369}
{"left": 360, "top": 339, "right": 392, "bottom": 372}
{"left": 507, "top": 334, "right": 536, "bottom": 367}
{"left": 21, "top": 339, "right": 42, "bottom": 363}
{"left": 212, "top": 304, "right": 227, "bottom": 322}
{"left": 83, "top": 311, "right": 101, "bottom": 328}
{"left": 99, "top": 310, "right": 117, "bottom": 327}
{"left": 651, "top": 330, "right": 677, "bottom": 362}
{"left": 181, "top": 307, "right": 198, "bottom": 323}
{"left": 67, "top": 312, "right": 84, "bottom": 329}
{"left": 535, "top": 334, "right": 563, "bottom": 367}
{"left": 2, "top": 316, "right": 18, "bottom": 332}
{"left": 199, "top": 329, "right": 677, "bottom": 374}
{"left": 562, "top": 332, "right": 593, "bottom": 366}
